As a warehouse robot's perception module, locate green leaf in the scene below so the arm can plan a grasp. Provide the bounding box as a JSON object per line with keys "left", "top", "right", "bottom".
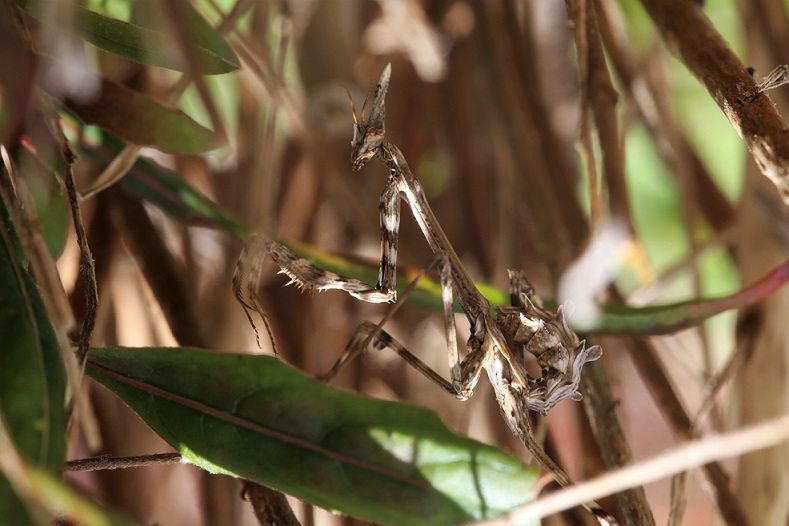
{"left": 0, "top": 194, "right": 67, "bottom": 525}
{"left": 53, "top": 76, "right": 223, "bottom": 154}
{"left": 15, "top": 150, "right": 68, "bottom": 257}
{"left": 63, "top": 113, "right": 247, "bottom": 236}
{"left": 280, "top": 239, "right": 508, "bottom": 313}
{"left": 12, "top": 107, "right": 70, "bottom": 257}
{"left": 591, "top": 259, "right": 789, "bottom": 335}
{"left": 119, "top": 158, "right": 250, "bottom": 238}
{"left": 2, "top": 462, "right": 140, "bottom": 526}
{"left": 86, "top": 347, "right": 539, "bottom": 526}
{"left": 17, "top": 0, "right": 239, "bottom": 75}
{"left": 283, "top": 241, "right": 789, "bottom": 336}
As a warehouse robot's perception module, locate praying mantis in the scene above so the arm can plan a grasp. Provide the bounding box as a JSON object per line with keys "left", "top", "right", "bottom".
{"left": 235, "top": 64, "right": 616, "bottom": 525}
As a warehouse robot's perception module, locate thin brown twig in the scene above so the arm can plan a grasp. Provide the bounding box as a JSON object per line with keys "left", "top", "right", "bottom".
{"left": 64, "top": 452, "right": 185, "bottom": 472}
{"left": 55, "top": 116, "right": 103, "bottom": 451}
{"left": 569, "top": 0, "right": 631, "bottom": 231}
{"left": 625, "top": 336, "right": 750, "bottom": 526}
{"left": 639, "top": 0, "right": 789, "bottom": 205}
{"left": 566, "top": 0, "right": 604, "bottom": 227}
{"left": 242, "top": 482, "right": 302, "bottom": 526}
{"left": 58, "top": 128, "right": 97, "bottom": 364}
{"left": 583, "top": 357, "right": 656, "bottom": 525}
{"left": 565, "top": 3, "right": 651, "bottom": 522}
{"left": 595, "top": 0, "right": 735, "bottom": 232}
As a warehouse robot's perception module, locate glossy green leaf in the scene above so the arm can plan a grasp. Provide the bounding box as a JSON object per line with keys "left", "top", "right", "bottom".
{"left": 54, "top": 76, "right": 223, "bottom": 154}
{"left": 0, "top": 194, "right": 67, "bottom": 525}
{"left": 86, "top": 347, "right": 539, "bottom": 526}
{"left": 64, "top": 113, "right": 247, "bottom": 236}
{"left": 17, "top": 0, "right": 239, "bottom": 75}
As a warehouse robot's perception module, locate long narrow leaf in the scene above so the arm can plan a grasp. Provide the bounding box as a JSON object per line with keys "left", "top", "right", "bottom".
{"left": 0, "top": 193, "right": 66, "bottom": 525}
{"left": 283, "top": 241, "right": 789, "bottom": 336}
{"left": 592, "top": 260, "right": 789, "bottom": 334}
{"left": 86, "top": 347, "right": 539, "bottom": 526}
{"left": 63, "top": 113, "right": 247, "bottom": 236}
{"left": 17, "top": 0, "right": 239, "bottom": 74}
{"left": 49, "top": 75, "right": 223, "bottom": 154}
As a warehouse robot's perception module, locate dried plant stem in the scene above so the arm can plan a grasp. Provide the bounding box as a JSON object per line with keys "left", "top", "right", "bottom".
{"left": 597, "top": 0, "right": 734, "bottom": 231}
{"left": 65, "top": 452, "right": 185, "bottom": 472}
{"left": 243, "top": 483, "right": 302, "bottom": 526}
{"left": 62, "top": 145, "right": 97, "bottom": 363}
{"left": 566, "top": 3, "right": 652, "bottom": 521}
{"left": 567, "top": 0, "right": 631, "bottom": 230}
{"left": 112, "top": 190, "right": 206, "bottom": 347}
{"left": 59, "top": 131, "right": 102, "bottom": 451}
{"left": 479, "top": 411, "right": 789, "bottom": 524}
{"left": 626, "top": 337, "right": 749, "bottom": 525}
{"left": 639, "top": 0, "right": 789, "bottom": 204}
{"left": 583, "top": 360, "right": 656, "bottom": 525}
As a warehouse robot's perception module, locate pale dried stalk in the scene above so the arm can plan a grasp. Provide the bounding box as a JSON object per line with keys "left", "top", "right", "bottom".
{"left": 477, "top": 411, "right": 789, "bottom": 524}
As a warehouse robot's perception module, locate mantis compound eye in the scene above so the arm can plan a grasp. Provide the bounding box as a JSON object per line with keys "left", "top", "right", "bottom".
{"left": 348, "top": 64, "right": 390, "bottom": 171}
{"left": 351, "top": 128, "right": 384, "bottom": 171}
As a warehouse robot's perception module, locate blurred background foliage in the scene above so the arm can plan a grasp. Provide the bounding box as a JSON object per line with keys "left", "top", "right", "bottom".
{"left": 1, "top": 0, "right": 788, "bottom": 525}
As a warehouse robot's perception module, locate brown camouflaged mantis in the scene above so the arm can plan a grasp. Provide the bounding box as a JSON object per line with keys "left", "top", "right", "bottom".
{"left": 234, "top": 64, "right": 617, "bottom": 525}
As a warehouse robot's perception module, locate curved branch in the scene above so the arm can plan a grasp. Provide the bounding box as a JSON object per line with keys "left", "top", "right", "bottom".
{"left": 640, "top": 0, "right": 789, "bottom": 203}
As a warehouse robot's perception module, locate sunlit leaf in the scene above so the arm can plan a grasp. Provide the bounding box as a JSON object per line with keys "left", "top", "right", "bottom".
{"left": 17, "top": 0, "right": 239, "bottom": 75}
{"left": 51, "top": 76, "right": 223, "bottom": 154}
{"left": 0, "top": 194, "right": 67, "bottom": 525}
{"left": 86, "top": 347, "right": 539, "bottom": 526}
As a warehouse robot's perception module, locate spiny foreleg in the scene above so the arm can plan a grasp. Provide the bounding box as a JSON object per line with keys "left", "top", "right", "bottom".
{"left": 270, "top": 178, "right": 401, "bottom": 304}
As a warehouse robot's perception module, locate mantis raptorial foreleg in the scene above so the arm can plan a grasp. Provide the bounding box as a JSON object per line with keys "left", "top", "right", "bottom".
{"left": 234, "top": 64, "right": 616, "bottom": 525}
